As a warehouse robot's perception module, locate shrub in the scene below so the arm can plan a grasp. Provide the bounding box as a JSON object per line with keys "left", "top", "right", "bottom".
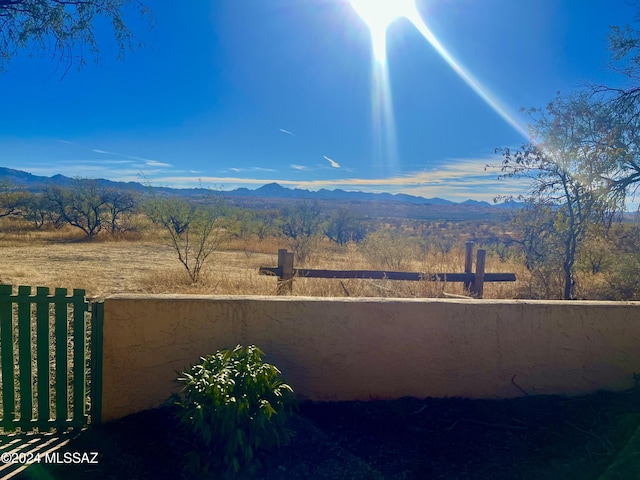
{"left": 360, "top": 230, "right": 420, "bottom": 271}
{"left": 278, "top": 200, "right": 322, "bottom": 263}
{"left": 175, "top": 345, "right": 295, "bottom": 476}
{"left": 605, "top": 254, "right": 640, "bottom": 300}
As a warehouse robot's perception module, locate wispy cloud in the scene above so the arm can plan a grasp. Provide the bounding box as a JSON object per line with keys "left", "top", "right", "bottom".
{"left": 323, "top": 155, "right": 340, "bottom": 168}
{"left": 150, "top": 155, "right": 528, "bottom": 202}
{"left": 13, "top": 154, "right": 528, "bottom": 203}
{"left": 59, "top": 159, "right": 133, "bottom": 165}
{"left": 279, "top": 128, "right": 295, "bottom": 136}
{"left": 92, "top": 148, "right": 172, "bottom": 167}
{"left": 145, "top": 160, "right": 172, "bottom": 167}
{"left": 225, "top": 166, "right": 276, "bottom": 174}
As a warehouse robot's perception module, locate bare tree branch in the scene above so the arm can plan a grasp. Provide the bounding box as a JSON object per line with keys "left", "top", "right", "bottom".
{"left": 0, "top": 0, "right": 152, "bottom": 73}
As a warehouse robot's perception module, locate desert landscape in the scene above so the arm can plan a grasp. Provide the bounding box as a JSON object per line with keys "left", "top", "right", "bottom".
{"left": 0, "top": 209, "right": 527, "bottom": 300}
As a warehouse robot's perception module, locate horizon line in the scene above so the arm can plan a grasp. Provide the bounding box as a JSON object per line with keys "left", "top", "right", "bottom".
{"left": 1, "top": 165, "right": 516, "bottom": 205}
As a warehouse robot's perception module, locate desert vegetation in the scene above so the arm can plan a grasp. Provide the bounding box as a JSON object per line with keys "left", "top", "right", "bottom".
{"left": 0, "top": 179, "right": 637, "bottom": 301}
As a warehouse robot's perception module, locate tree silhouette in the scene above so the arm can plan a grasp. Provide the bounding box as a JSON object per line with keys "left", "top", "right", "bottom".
{"left": 0, "top": 0, "right": 151, "bottom": 72}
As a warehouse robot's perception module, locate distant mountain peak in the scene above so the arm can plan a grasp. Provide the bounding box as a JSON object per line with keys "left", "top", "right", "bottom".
{"left": 257, "top": 182, "right": 285, "bottom": 190}
{"left": 461, "top": 199, "right": 492, "bottom": 207}
{"left": 0, "top": 166, "right": 521, "bottom": 208}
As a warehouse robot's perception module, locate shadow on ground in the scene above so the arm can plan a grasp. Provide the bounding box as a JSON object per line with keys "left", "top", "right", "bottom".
{"left": 12, "top": 388, "right": 640, "bottom": 480}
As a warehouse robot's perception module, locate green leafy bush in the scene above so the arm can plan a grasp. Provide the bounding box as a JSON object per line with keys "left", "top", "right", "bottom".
{"left": 175, "top": 345, "right": 295, "bottom": 476}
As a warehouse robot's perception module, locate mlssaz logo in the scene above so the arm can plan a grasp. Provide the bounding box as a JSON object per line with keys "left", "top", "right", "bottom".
{"left": 44, "top": 452, "right": 99, "bottom": 464}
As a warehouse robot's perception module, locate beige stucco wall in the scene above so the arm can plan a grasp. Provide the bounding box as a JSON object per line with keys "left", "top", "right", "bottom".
{"left": 101, "top": 295, "right": 640, "bottom": 422}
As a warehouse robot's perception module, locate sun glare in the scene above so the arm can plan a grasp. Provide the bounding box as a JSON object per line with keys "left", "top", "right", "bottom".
{"left": 348, "top": 0, "right": 423, "bottom": 175}
{"left": 349, "top": 0, "right": 419, "bottom": 63}
{"left": 348, "top": 0, "right": 528, "bottom": 172}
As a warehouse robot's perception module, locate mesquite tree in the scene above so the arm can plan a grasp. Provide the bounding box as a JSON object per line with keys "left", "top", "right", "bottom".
{"left": 146, "top": 195, "right": 228, "bottom": 283}
{"left": 587, "top": 14, "right": 640, "bottom": 201}
{"left": 497, "top": 94, "right": 623, "bottom": 299}
{"left": 0, "top": 0, "right": 151, "bottom": 72}
{"left": 278, "top": 200, "right": 322, "bottom": 263}
{"left": 44, "top": 179, "right": 108, "bottom": 238}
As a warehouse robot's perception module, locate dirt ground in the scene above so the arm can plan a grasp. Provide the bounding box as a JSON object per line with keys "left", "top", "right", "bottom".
{"left": 20, "top": 388, "right": 640, "bottom": 480}
{"left": 0, "top": 231, "right": 520, "bottom": 299}
{"left": 0, "top": 237, "right": 279, "bottom": 298}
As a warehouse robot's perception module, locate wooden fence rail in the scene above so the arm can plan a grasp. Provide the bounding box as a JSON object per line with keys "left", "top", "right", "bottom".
{"left": 259, "top": 242, "right": 516, "bottom": 298}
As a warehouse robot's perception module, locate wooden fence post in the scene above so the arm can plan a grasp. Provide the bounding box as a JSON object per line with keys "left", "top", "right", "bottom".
{"left": 464, "top": 241, "right": 474, "bottom": 291}
{"left": 471, "top": 249, "right": 486, "bottom": 299}
{"left": 276, "top": 249, "right": 294, "bottom": 295}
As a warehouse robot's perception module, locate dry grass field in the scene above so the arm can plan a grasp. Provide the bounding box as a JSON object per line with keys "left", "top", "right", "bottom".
{"left": 0, "top": 221, "right": 528, "bottom": 300}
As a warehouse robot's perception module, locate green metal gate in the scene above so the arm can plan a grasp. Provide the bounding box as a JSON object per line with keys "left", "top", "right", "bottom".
{"left": 0, "top": 285, "right": 103, "bottom": 433}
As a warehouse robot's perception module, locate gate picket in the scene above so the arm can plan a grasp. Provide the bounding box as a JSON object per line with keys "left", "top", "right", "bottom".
{"left": 0, "top": 284, "right": 14, "bottom": 425}
{"left": 35, "top": 286, "right": 51, "bottom": 426}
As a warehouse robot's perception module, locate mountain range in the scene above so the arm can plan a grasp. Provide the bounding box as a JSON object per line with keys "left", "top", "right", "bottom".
{"left": 0, "top": 166, "right": 516, "bottom": 208}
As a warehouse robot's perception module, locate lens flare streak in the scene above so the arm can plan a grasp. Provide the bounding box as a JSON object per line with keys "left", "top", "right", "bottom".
{"left": 371, "top": 60, "right": 399, "bottom": 174}
{"left": 404, "top": 10, "right": 529, "bottom": 139}
{"left": 349, "top": 0, "right": 529, "bottom": 172}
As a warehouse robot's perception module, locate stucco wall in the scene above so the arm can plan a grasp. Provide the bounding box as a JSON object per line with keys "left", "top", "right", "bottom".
{"left": 101, "top": 295, "right": 640, "bottom": 422}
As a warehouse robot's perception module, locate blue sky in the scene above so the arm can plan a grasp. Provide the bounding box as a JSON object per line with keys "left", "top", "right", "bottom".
{"left": 0, "top": 0, "right": 636, "bottom": 202}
